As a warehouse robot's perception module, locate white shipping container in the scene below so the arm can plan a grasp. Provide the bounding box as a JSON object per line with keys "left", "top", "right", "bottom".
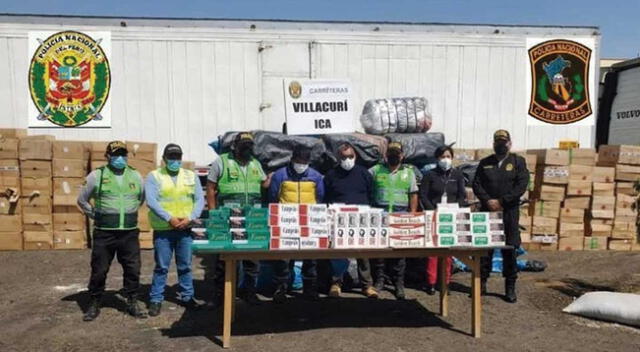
{"left": 0, "top": 15, "right": 600, "bottom": 165}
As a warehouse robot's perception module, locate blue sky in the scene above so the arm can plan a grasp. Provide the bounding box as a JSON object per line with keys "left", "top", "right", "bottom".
{"left": 2, "top": 0, "right": 637, "bottom": 58}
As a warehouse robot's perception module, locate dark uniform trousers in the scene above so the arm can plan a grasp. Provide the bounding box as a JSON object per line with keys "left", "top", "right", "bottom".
{"left": 480, "top": 206, "right": 520, "bottom": 281}
{"left": 88, "top": 228, "right": 141, "bottom": 298}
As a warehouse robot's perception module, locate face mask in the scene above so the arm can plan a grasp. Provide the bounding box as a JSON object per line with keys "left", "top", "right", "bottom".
{"left": 494, "top": 142, "right": 509, "bottom": 156}
{"left": 293, "top": 163, "right": 309, "bottom": 174}
{"left": 166, "top": 159, "right": 181, "bottom": 172}
{"left": 340, "top": 157, "right": 355, "bottom": 171}
{"left": 387, "top": 154, "right": 401, "bottom": 166}
{"left": 109, "top": 156, "right": 127, "bottom": 170}
{"left": 438, "top": 158, "right": 452, "bottom": 171}
{"left": 239, "top": 146, "right": 253, "bottom": 160}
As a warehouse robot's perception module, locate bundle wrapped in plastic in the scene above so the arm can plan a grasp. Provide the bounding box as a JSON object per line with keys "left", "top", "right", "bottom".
{"left": 322, "top": 132, "right": 388, "bottom": 168}
{"left": 384, "top": 132, "right": 445, "bottom": 168}
{"left": 360, "top": 97, "right": 432, "bottom": 134}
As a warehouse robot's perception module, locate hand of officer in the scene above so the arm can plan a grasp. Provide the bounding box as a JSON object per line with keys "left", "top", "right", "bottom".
{"left": 169, "top": 217, "right": 182, "bottom": 229}
{"left": 487, "top": 199, "right": 502, "bottom": 211}
{"left": 177, "top": 218, "right": 191, "bottom": 229}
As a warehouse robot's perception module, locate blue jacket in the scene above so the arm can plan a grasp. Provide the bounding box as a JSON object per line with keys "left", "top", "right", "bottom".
{"left": 268, "top": 164, "right": 324, "bottom": 203}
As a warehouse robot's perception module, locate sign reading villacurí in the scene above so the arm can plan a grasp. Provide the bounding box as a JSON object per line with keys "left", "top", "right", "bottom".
{"left": 526, "top": 38, "right": 596, "bottom": 126}
{"left": 28, "top": 31, "right": 112, "bottom": 128}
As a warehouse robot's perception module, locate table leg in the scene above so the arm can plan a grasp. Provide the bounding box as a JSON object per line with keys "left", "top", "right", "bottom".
{"left": 231, "top": 260, "right": 237, "bottom": 322}
{"left": 470, "top": 255, "right": 481, "bottom": 338}
{"left": 438, "top": 256, "right": 448, "bottom": 317}
{"left": 222, "top": 259, "right": 235, "bottom": 348}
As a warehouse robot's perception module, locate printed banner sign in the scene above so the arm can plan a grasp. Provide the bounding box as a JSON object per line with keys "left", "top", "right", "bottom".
{"left": 28, "top": 30, "right": 111, "bottom": 128}
{"left": 283, "top": 79, "right": 353, "bottom": 135}
{"left": 526, "top": 38, "right": 596, "bottom": 126}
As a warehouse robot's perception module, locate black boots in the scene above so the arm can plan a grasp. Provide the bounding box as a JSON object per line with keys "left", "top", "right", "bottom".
{"left": 394, "top": 280, "right": 406, "bottom": 300}
{"left": 148, "top": 302, "right": 162, "bottom": 317}
{"left": 126, "top": 296, "right": 147, "bottom": 319}
{"left": 83, "top": 297, "right": 101, "bottom": 322}
{"left": 273, "top": 284, "right": 287, "bottom": 304}
{"left": 424, "top": 284, "right": 436, "bottom": 296}
{"left": 504, "top": 279, "right": 517, "bottom": 303}
{"left": 302, "top": 280, "right": 320, "bottom": 302}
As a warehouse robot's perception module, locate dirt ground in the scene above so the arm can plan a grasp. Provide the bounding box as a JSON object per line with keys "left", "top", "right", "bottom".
{"left": 1, "top": 250, "right": 639, "bottom": 352}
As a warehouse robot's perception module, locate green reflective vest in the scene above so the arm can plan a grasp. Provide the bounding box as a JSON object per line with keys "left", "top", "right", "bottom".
{"left": 93, "top": 166, "right": 142, "bottom": 230}
{"left": 217, "top": 153, "right": 263, "bottom": 208}
{"left": 372, "top": 164, "right": 414, "bottom": 212}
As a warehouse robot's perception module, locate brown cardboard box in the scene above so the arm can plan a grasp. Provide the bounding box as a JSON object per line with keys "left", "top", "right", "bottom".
{"left": 0, "top": 175, "right": 20, "bottom": 189}
{"left": 521, "top": 231, "right": 532, "bottom": 243}
{"left": 138, "top": 205, "right": 151, "bottom": 232}
{"left": 539, "top": 242, "right": 558, "bottom": 251}
{"left": 0, "top": 128, "right": 27, "bottom": 138}
{"left": 53, "top": 205, "right": 82, "bottom": 214}
{"left": 593, "top": 182, "right": 615, "bottom": 197}
{"left": 568, "top": 149, "right": 596, "bottom": 166}
{"left": 0, "top": 138, "right": 19, "bottom": 159}
{"left": 20, "top": 160, "right": 52, "bottom": 178}
{"left": 558, "top": 236, "right": 584, "bottom": 251}
{"left": 475, "top": 149, "right": 494, "bottom": 161}
{"left": 616, "top": 182, "right": 638, "bottom": 196}
{"left": 592, "top": 167, "right": 615, "bottom": 183}
{"left": 590, "top": 224, "right": 612, "bottom": 237}
{"left": 90, "top": 161, "right": 106, "bottom": 172}
{"left": 598, "top": 145, "right": 640, "bottom": 166}
{"left": 139, "top": 231, "right": 153, "bottom": 249}
{"left": 615, "top": 164, "right": 640, "bottom": 182}
{"left": 53, "top": 231, "right": 87, "bottom": 249}
{"left": 584, "top": 236, "right": 607, "bottom": 250}
{"left": 129, "top": 159, "right": 156, "bottom": 176}
{"left": 533, "top": 200, "right": 561, "bottom": 218}
{"left": 616, "top": 193, "right": 636, "bottom": 209}
{"left": 591, "top": 219, "right": 614, "bottom": 225}
{"left": 543, "top": 166, "right": 569, "bottom": 184}
{"left": 0, "top": 215, "right": 22, "bottom": 232}
{"left": 611, "top": 229, "right": 636, "bottom": 239}
{"left": 0, "top": 192, "right": 20, "bottom": 215}
{"left": 52, "top": 141, "right": 89, "bottom": 160}
{"left": 22, "top": 213, "right": 53, "bottom": 232}
{"left": 19, "top": 139, "right": 52, "bottom": 160}
{"left": 591, "top": 196, "right": 616, "bottom": 219}
{"left": 532, "top": 216, "right": 558, "bottom": 234}
{"left": 519, "top": 215, "right": 532, "bottom": 233}
{"left": 528, "top": 149, "right": 570, "bottom": 166}
{"left": 564, "top": 197, "right": 591, "bottom": 210}
{"left": 560, "top": 223, "right": 585, "bottom": 237}
{"left": 21, "top": 177, "right": 52, "bottom": 197}
{"left": 523, "top": 242, "right": 541, "bottom": 251}
{"left": 608, "top": 239, "right": 633, "bottom": 251}
{"left": 23, "top": 231, "right": 53, "bottom": 250}
{"left": 53, "top": 213, "right": 86, "bottom": 231}
{"left": 567, "top": 180, "right": 591, "bottom": 196}
{"left": 569, "top": 164, "right": 593, "bottom": 182}
{"left": 452, "top": 149, "right": 476, "bottom": 167}
{"left": 0, "top": 159, "right": 20, "bottom": 177}
{"left": 182, "top": 161, "right": 196, "bottom": 170}
{"left": 53, "top": 159, "right": 88, "bottom": 178}
{"left": 19, "top": 135, "right": 55, "bottom": 141}
{"left": 127, "top": 141, "right": 157, "bottom": 162}
{"left": 90, "top": 142, "right": 109, "bottom": 161}
{"left": 53, "top": 178, "right": 84, "bottom": 206}
{"left": 539, "top": 184, "right": 566, "bottom": 201}
{"left": 560, "top": 208, "right": 585, "bottom": 224}
{"left": 0, "top": 232, "right": 22, "bottom": 250}
{"left": 21, "top": 194, "right": 51, "bottom": 215}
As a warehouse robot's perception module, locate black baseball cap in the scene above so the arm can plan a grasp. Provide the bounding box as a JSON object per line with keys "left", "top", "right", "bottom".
{"left": 388, "top": 142, "right": 403, "bottom": 153}
{"left": 105, "top": 141, "right": 128, "bottom": 156}
{"left": 494, "top": 130, "right": 511, "bottom": 142}
{"left": 163, "top": 143, "right": 183, "bottom": 159}
{"left": 234, "top": 132, "right": 254, "bottom": 146}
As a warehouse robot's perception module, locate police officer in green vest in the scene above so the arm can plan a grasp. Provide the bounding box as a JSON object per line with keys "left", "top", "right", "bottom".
{"left": 369, "top": 141, "right": 419, "bottom": 300}
{"left": 206, "top": 132, "right": 271, "bottom": 305}
{"left": 77, "top": 141, "right": 146, "bottom": 321}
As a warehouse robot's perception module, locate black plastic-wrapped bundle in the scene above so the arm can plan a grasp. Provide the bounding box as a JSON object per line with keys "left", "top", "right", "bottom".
{"left": 384, "top": 132, "right": 445, "bottom": 168}
{"left": 322, "top": 133, "right": 387, "bottom": 168}
{"left": 456, "top": 161, "right": 480, "bottom": 186}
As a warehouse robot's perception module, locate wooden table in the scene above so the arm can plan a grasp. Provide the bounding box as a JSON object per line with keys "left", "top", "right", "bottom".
{"left": 193, "top": 246, "right": 505, "bottom": 348}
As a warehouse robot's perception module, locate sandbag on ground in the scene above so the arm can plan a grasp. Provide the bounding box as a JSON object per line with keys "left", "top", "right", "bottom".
{"left": 563, "top": 291, "right": 640, "bottom": 327}
{"left": 384, "top": 132, "right": 445, "bottom": 168}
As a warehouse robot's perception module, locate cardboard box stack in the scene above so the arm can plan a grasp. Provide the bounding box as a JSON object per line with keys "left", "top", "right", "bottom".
{"left": 0, "top": 129, "right": 26, "bottom": 250}
{"left": 127, "top": 141, "right": 158, "bottom": 177}
{"left": 52, "top": 141, "right": 89, "bottom": 249}
{"left": 19, "top": 136, "right": 54, "bottom": 250}
{"left": 270, "top": 204, "right": 328, "bottom": 250}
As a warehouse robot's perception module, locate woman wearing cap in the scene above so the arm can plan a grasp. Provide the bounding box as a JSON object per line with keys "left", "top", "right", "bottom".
{"left": 419, "top": 144, "right": 466, "bottom": 295}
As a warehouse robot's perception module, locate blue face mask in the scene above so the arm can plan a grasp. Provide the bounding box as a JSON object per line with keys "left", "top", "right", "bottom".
{"left": 109, "top": 156, "right": 127, "bottom": 170}
{"left": 166, "top": 159, "right": 181, "bottom": 172}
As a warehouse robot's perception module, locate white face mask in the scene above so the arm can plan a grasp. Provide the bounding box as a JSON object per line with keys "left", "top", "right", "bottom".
{"left": 340, "top": 157, "right": 355, "bottom": 171}
{"left": 293, "top": 163, "right": 309, "bottom": 174}
{"left": 438, "top": 158, "right": 452, "bottom": 171}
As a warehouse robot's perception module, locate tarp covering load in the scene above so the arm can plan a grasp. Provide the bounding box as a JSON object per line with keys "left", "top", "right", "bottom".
{"left": 384, "top": 132, "right": 445, "bottom": 168}
{"left": 213, "top": 130, "right": 333, "bottom": 173}
{"left": 361, "top": 97, "right": 432, "bottom": 135}
{"left": 322, "top": 133, "right": 388, "bottom": 168}
{"left": 457, "top": 161, "right": 480, "bottom": 186}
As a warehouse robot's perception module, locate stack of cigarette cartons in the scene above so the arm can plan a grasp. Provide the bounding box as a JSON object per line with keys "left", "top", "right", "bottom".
{"left": 0, "top": 128, "right": 25, "bottom": 250}
{"left": 270, "top": 204, "right": 329, "bottom": 250}
{"left": 52, "top": 141, "right": 89, "bottom": 249}
{"left": 388, "top": 212, "right": 426, "bottom": 248}
{"left": 470, "top": 212, "right": 506, "bottom": 247}
{"left": 19, "top": 135, "right": 54, "bottom": 250}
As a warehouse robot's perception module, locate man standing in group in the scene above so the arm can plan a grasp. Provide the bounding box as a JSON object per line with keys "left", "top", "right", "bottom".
{"left": 146, "top": 144, "right": 205, "bottom": 316}
{"left": 369, "top": 142, "right": 419, "bottom": 300}
{"left": 268, "top": 147, "right": 324, "bottom": 303}
{"left": 324, "top": 142, "right": 378, "bottom": 299}
{"left": 206, "top": 132, "right": 271, "bottom": 305}
{"left": 472, "top": 130, "right": 529, "bottom": 303}
{"left": 78, "top": 141, "right": 146, "bottom": 321}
